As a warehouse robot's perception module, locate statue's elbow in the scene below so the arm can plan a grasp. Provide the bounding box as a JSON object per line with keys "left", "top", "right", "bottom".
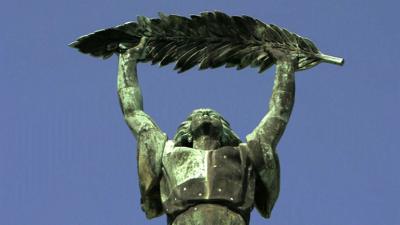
{"left": 268, "top": 107, "right": 292, "bottom": 123}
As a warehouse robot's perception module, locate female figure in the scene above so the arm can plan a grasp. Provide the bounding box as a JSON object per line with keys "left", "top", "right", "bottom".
{"left": 117, "top": 38, "right": 295, "bottom": 225}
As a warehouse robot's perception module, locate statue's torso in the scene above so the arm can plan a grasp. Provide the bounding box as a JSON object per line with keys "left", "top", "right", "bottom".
{"left": 160, "top": 141, "right": 255, "bottom": 224}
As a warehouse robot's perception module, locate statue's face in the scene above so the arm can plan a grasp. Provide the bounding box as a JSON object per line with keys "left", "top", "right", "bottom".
{"left": 189, "top": 109, "right": 223, "bottom": 139}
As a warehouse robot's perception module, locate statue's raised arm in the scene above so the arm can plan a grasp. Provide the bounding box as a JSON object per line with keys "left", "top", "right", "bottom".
{"left": 245, "top": 56, "right": 296, "bottom": 218}
{"left": 117, "top": 37, "right": 167, "bottom": 218}
{"left": 247, "top": 58, "right": 295, "bottom": 148}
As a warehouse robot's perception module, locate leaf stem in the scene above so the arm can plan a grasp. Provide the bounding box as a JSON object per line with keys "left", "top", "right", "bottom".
{"left": 317, "top": 53, "right": 344, "bottom": 66}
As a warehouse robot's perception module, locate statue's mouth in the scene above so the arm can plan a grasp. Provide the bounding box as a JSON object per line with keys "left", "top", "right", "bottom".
{"left": 192, "top": 119, "right": 221, "bottom": 138}
{"left": 199, "top": 121, "right": 212, "bottom": 133}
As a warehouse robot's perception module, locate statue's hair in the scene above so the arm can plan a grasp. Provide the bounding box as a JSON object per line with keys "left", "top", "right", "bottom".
{"left": 173, "top": 108, "right": 241, "bottom": 147}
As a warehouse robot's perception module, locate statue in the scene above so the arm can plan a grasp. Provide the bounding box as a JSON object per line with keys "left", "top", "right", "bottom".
{"left": 70, "top": 11, "right": 344, "bottom": 225}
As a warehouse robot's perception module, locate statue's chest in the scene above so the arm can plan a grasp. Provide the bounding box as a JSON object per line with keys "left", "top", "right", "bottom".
{"left": 161, "top": 146, "right": 244, "bottom": 188}
{"left": 160, "top": 143, "right": 255, "bottom": 216}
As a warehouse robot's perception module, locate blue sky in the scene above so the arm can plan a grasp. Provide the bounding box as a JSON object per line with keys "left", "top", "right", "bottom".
{"left": 1, "top": 0, "right": 399, "bottom": 225}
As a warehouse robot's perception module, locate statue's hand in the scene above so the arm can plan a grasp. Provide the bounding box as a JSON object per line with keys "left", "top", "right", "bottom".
{"left": 119, "top": 37, "right": 148, "bottom": 61}
{"left": 269, "top": 49, "right": 300, "bottom": 68}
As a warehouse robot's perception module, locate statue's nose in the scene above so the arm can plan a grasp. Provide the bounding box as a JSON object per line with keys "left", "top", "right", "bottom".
{"left": 201, "top": 111, "right": 210, "bottom": 117}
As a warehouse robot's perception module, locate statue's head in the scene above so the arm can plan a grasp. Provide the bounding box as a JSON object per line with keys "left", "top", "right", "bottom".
{"left": 173, "top": 108, "right": 241, "bottom": 147}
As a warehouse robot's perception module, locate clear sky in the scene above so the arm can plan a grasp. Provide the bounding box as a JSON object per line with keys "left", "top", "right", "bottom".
{"left": 1, "top": 0, "right": 399, "bottom": 225}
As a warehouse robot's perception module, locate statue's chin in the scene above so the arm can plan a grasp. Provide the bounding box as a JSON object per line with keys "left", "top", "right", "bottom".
{"left": 191, "top": 121, "right": 222, "bottom": 138}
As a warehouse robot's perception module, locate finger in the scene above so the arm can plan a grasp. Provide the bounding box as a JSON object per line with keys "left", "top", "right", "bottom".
{"left": 136, "top": 36, "right": 148, "bottom": 49}
{"left": 119, "top": 42, "right": 136, "bottom": 50}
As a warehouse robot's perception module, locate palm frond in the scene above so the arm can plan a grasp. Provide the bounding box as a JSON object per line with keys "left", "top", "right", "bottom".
{"left": 69, "top": 11, "right": 344, "bottom": 72}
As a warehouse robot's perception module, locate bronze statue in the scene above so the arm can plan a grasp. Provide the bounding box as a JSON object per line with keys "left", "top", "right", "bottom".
{"left": 70, "top": 11, "right": 343, "bottom": 225}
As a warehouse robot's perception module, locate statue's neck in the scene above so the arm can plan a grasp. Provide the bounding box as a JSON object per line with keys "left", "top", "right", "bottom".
{"left": 193, "top": 136, "right": 220, "bottom": 150}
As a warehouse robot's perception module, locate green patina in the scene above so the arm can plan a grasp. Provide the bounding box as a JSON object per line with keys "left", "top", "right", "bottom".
{"left": 70, "top": 11, "right": 343, "bottom": 225}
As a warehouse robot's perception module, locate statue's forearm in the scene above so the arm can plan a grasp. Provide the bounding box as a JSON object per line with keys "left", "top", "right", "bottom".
{"left": 117, "top": 52, "right": 143, "bottom": 115}
{"left": 248, "top": 60, "right": 295, "bottom": 149}
{"left": 268, "top": 60, "right": 295, "bottom": 123}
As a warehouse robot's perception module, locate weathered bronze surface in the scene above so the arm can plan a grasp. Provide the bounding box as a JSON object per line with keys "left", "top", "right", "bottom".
{"left": 69, "top": 11, "right": 344, "bottom": 71}
{"left": 70, "top": 11, "right": 344, "bottom": 225}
